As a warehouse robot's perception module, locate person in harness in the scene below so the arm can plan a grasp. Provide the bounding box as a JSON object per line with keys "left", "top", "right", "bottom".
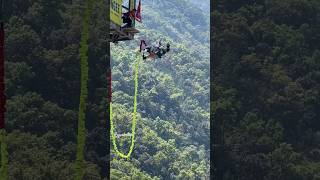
{"left": 140, "top": 40, "right": 170, "bottom": 60}
{"left": 122, "top": 8, "right": 136, "bottom": 28}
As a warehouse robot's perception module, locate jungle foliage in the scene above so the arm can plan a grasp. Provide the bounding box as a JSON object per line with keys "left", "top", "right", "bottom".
{"left": 3, "top": 0, "right": 209, "bottom": 179}
{"left": 212, "top": 0, "right": 320, "bottom": 179}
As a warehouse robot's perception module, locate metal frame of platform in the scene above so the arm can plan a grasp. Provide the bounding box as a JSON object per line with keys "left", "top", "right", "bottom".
{"left": 110, "top": 22, "right": 139, "bottom": 42}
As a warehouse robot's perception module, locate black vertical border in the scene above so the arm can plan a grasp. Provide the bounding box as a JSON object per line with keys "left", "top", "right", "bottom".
{"left": 210, "top": 0, "right": 224, "bottom": 179}
{"left": 106, "top": 0, "right": 111, "bottom": 178}
{"left": 210, "top": 0, "right": 214, "bottom": 179}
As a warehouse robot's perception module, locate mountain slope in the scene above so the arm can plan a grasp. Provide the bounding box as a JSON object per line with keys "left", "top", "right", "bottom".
{"left": 110, "top": 0, "right": 210, "bottom": 179}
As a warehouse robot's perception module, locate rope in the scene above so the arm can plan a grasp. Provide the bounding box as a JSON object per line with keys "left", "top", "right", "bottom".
{"left": 110, "top": 51, "right": 141, "bottom": 159}
{"left": 75, "top": 0, "right": 93, "bottom": 179}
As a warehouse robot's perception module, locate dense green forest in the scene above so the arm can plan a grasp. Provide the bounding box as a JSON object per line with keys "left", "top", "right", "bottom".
{"left": 3, "top": 0, "right": 209, "bottom": 179}
{"left": 110, "top": 0, "right": 209, "bottom": 179}
{"left": 212, "top": 0, "right": 320, "bottom": 179}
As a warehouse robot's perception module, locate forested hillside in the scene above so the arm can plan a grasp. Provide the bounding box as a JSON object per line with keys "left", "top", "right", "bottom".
{"left": 110, "top": 0, "right": 210, "bottom": 179}
{"left": 4, "top": 0, "right": 110, "bottom": 179}
{"left": 212, "top": 0, "right": 320, "bottom": 179}
{"left": 3, "top": 0, "right": 210, "bottom": 179}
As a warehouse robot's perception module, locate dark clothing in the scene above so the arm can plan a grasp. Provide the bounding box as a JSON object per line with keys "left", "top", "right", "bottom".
{"left": 122, "top": 10, "right": 135, "bottom": 28}
{"left": 122, "top": 16, "right": 132, "bottom": 28}
{"left": 156, "top": 49, "right": 164, "bottom": 58}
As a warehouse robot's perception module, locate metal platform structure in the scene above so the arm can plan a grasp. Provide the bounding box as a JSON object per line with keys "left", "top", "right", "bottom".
{"left": 110, "top": 0, "right": 140, "bottom": 43}
{"left": 110, "top": 22, "right": 139, "bottom": 42}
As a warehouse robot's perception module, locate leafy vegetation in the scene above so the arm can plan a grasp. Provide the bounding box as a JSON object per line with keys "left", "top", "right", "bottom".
{"left": 3, "top": 0, "right": 209, "bottom": 179}
{"left": 212, "top": 0, "right": 320, "bottom": 179}
{"left": 110, "top": 0, "right": 209, "bottom": 179}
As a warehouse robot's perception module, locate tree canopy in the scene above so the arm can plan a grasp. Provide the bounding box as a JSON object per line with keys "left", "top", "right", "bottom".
{"left": 3, "top": 0, "right": 210, "bottom": 179}
{"left": 212, "top": 0, "right": 320, "bottom": 179}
